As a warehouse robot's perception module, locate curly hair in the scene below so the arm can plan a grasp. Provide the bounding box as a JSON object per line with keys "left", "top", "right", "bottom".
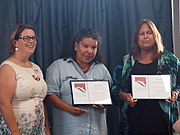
{"left": 61, "top": 28, "right": 104, "bottom": 63}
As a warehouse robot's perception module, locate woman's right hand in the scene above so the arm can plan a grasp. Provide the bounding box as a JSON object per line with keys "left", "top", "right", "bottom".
{"left": 45, "top": 95, "right": 87, "bottom": 116}
{"left": 67, "top": 105, "right": 87, "bottom": 116}
{"left": 119, "top": 92, "right": 137, "bottom": 107}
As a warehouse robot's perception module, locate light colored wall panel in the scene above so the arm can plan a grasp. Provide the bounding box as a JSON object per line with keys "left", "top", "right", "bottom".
{"left": 172, "top": 0, "right": 180, "bottom": 59}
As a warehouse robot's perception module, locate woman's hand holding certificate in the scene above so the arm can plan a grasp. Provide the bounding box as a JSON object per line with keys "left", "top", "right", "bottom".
{"left": 67, "top": 104, "right": 87, "bottom": 116}
{"left": 119, "top": 92, "right": 137, "bottom": 107}
{"left": 165, "top": 90, "right": 179, "bottom": 104}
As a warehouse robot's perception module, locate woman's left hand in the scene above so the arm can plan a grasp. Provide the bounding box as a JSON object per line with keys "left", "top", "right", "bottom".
{"left": 92, "top": 104, "right": 105, "bottom": 109}
{"left": 165, "top": 90, "right": 179, "bottom": 104}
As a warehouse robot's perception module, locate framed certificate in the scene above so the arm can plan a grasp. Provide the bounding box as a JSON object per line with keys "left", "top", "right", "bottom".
{"left": 70, "top": 80, "right": 112, "bottom": 105}
{"left": 131, "top": 75, "right": 171, "bottom": 99}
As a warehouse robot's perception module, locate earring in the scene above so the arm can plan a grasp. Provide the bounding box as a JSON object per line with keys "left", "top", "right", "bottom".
{"left": 15, "top": 47, "right": 18, "bottom": 51}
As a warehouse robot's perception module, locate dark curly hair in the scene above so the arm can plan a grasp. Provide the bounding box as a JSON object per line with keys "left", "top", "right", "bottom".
{"left": 61, "top": 28, "right": 104, "bottom": 63}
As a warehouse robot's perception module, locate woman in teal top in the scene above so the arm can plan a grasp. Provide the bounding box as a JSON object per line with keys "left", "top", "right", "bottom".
{"left": 112, "top": 19, "right": 180, "bottom": 135}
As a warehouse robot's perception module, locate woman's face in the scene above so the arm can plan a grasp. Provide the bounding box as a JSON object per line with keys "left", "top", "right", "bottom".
{"left": 15, "top": 28, "right": 37, "bottom": 55}
{"left": 138, "top": 23, "right": 155, "bottom": 51}
{"left": 75, "top": 37, "right": 98, "bottom": 65}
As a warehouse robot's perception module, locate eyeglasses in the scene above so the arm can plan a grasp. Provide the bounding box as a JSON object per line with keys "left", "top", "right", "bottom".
{"left": 18, "top": 36, "right": 37, "bottom": 42}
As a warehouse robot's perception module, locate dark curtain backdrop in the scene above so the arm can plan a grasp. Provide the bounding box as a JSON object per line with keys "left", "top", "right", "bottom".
{"left": 0, "top": 0, "right": 173, "bottom": 135}
{"left": 0, "top": 0, "right": 173, "bottom": 75}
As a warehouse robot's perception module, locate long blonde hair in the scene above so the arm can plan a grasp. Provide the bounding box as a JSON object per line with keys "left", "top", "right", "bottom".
{"left": 131, "top": 19, "right": 164, "bottom": 60}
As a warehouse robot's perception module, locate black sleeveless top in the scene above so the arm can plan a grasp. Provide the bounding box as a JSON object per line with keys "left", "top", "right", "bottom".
{"left": 128, "top": 60, "right": 169, "bottom": 135}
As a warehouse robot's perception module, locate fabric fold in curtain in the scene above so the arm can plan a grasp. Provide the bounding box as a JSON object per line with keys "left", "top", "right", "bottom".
{"left": 0, "top": 1, "right": 173, "bottom": 135}
{"left": 0, "top": 0, "right": 173, "bottom": 75}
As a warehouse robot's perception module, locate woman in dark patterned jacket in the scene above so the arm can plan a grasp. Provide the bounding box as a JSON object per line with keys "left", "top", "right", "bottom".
{"left": 112, "top": 19, "right": 180, "bottom": 135}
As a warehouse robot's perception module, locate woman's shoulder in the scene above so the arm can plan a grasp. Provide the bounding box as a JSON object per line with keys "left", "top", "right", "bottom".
{"left": 31, "top": 62, "right": 43, "bottom": 72}
{"left": 123, "top": 53, "right": 131, "bottom": 57}
{"left": 31, "top": 62, "right": 40, "bottom": 68}
{"left": 1, "top": 60, "right": 13, "bottom": 66}
{"left": 122, "top": 53, "right": 134, "bottom": 65}
{"left": 47, "top": 58, "right": 71, "bottom": 70}
{"left": 123, "top": 53, "right": 133, "bottom": 61}
{"left": 93, "top": 62, "right": 111, "bottom": 73}
{"left": 162, "top": 50, "right": 179, "bottom": 62}
{"left": 0, "top": 60, "right": 16, "bottom": 75}
{"left": 94, "top": 61, "right": 106, "bottom": 67}
{"left": 163, "top": 50, "right": 175, "bottom": 56}
{"left": 52, "top": 58, "right": 71, "bottom": 64}
{"left": 0, "top": 60, "right": 17, "bottom": 70}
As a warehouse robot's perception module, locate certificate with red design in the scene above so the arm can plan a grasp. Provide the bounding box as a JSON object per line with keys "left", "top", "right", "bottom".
{"left": 131, "top": 75, "right": 171, "bottom": 99}
{"left": 70, "top": 80, "right": 112, "bottom": 105}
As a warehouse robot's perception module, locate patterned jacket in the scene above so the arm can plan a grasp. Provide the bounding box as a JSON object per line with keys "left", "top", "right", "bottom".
{"left": 112, "top": 50, "right": 180, "bottom": 135}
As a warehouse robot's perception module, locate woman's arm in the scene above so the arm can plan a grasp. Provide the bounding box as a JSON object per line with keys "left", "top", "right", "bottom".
{"left": 45, "top": 94, "right": 87, "bottom": 116}
{"left": 173, "top": 120, "right": 180, "bottom": 133}
{"left": 44, "top": 104, "right": 51, "bottom": 135}
{"left": 165, "top": 61, "right": 180, "bottom": 104}
{"left": 0, "top": 65, "right": 20, "bottom": 135}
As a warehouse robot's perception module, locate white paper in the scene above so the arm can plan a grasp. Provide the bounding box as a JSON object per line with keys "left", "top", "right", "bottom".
{"left": 131, "top": 75, "right": 171, "bottom": 99}
{"left": 70, "top": 80, "right": 112, "bottom": 105}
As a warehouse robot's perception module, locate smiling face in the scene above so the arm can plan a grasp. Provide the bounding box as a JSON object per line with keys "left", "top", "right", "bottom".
{"left": 14, "top": 28, "right": 37, "bottom": 56}
{"left": 75, "top": 37, "right": 98, "bottom": 66}
{"left": 138, "top": 23, "right": 156, "bottom": 51}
